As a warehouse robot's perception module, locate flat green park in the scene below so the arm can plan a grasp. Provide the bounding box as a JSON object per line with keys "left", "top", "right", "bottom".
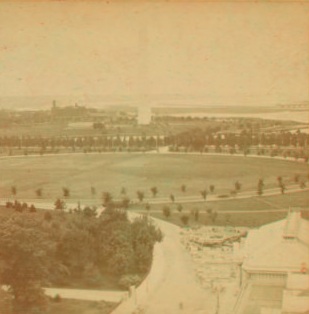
{"left": 0, "top": 153, "right": 307, "bottom": 201}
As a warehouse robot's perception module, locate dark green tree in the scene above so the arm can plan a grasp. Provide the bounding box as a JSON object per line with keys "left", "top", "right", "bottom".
{"left": 150, "top": 186, "right": 158, "bottom": 197}
{"left": 35, "top": 188, "right": 43, "bottom": 197}
{"left": 54, "top": 199, "right": 66, "bottom": 211}
{"left": 257, "top": 179, "right": 264, "bottom": 196}
{"left": 102, "top": 192, "right": 113, "bottom": 206}
{"left": 163, "top": 206, "right": 171, "bottom": 218}
{"left": 62, "top": 187, "right": 70, "bottom": 198}
{"left": 200, "top": 190, "right": 207, "bottom": 201}
{"left": 0, "top": 215, "right": 53, "bottom": 314}
{"left": 11, "top": 186, "right": 17, "bottom": 196}
{"left": 180, "top": 215, "right": 189, "bottom": 226}
{"left": 137, "top": 191, "right": 145, "bottom": 203}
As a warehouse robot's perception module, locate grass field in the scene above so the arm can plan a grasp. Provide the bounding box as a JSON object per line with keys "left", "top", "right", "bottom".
{"left": 0, "top": 154, "right": 307, "bottom": 201}
{"left": 131, "top": 191, "right": 309, "bottom": 228}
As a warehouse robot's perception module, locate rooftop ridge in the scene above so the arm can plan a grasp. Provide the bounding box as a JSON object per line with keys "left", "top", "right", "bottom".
{"left": 283, "top": 208, "right": 301, "bottom": 239}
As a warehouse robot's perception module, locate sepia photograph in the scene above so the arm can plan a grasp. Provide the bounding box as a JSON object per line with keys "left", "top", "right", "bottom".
{"left": 0, "top": 1, "right": 308, "bottom": 314}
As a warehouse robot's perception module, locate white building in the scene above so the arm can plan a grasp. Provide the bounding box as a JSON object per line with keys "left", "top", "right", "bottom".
{"left": 233, "top": 209, "right": 309, "bottom": 314}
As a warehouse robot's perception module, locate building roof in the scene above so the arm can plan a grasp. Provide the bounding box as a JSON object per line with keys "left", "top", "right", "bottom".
{"left": 287, "top": 274, "right": 309, "bottom": 291}
{"left": 282, "top": 290, "right": 309, "bottom": 313}
{"left": 242, "top": 210, "right": 309, "bottom": 273}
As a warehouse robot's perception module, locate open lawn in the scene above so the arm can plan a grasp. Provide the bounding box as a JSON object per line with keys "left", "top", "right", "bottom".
{"left": 146, "top": 207, "right": 309, "bottom": 229}
{"left": 0, "top": 154, "right": 307, "bottom": 201}
{"left": 132, "top": 191, "right": 309, "bottom": 228}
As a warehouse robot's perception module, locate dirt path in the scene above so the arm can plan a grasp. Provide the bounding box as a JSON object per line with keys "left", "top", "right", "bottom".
{"left": 137, "top": 219, "right": 216, "bottom": 314}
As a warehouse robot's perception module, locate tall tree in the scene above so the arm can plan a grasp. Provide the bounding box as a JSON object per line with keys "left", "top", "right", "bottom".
{"left": 91, "top": 186, "right": 96, "bottom": 196}
{"left": 137, "top": 191, "right": 145, "bottom": 203}
{"left": 163, "top": 206, "right": 171, "bottom": 219}
{"left": 277, "top": 176, "right": 283, "bottom": 187}
{"left": 35, "top": 188, "right": 43, "bottom": 197}
{"left": 235, "top": 181, "right": 242, "bottom": 192}
{"left": 102, "top": 192, "right": 113, "bottom": 206}
{"left": 62, "top": 187, "right": 70, "bottom": 198}
{"left": 200, "top": 190, "right": 207, "bottom": 201}
{"left": 54, "top": 199, "right": 66, "bottom": 211}
{"left": 181, "top": 184, "right": 186, "bottom": 193}
{"left": 0, "top": 215, "right": 53, "bottom": 313}
{"left": 11, "top": 186, "right": 17, "bottom": 196}
{"left": 150, "top": 187, "right": 158, "bottom": 197}
{"left": 257, "top": 179, "right": 264, "bottom": 196}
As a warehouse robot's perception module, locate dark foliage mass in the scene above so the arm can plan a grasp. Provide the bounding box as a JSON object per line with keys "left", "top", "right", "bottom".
{"left": 0, "top": 207, "right": 163, "bottom": 313}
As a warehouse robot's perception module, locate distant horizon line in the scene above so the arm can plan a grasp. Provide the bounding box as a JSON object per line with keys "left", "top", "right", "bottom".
{"left": 0, "top": 93, "right": 308, "bottom": 107}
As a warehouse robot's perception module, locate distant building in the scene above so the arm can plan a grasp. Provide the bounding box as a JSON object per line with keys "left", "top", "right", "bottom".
{"left": 51, "top": 101, "right": 90, "bottom": 122}
{"left": 138, "top": 106, "right": 152, "bottom": 125}
{"left": 233, "top": 209, "right": 309, "bottom": 314}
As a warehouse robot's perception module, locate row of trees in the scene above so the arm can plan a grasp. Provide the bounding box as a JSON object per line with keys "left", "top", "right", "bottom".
{"left": 10, "top": 171, "right": 307, "bottom": 202}
{"left": 0, "top": 206, "right": 163, "bottom": 313}
{"left": 0, "top": 134, "right": 169, "bottom": 150}
{"left": 170, "top": 128, "right": 309, "bottom": 152}
{"left": 143, "top": 204, "right": 219, "bottom": 226}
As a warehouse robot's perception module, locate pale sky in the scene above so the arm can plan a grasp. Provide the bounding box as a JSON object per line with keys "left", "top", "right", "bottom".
{"left": 0, "top": 1, "right": 308, "bottom": 106}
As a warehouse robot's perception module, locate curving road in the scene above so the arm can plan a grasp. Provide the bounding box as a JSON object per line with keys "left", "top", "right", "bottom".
{"left": 135, "top": 218, "right": 218, "bottom": 314}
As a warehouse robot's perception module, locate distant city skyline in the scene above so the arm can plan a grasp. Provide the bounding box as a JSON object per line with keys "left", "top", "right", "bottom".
{"left": 0, "top": 1, "right": 308, "bottom": 107}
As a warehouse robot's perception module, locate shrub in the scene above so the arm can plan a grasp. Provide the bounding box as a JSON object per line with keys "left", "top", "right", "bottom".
{"left": 177, "top": 204, "right": 183, "bottom": 212}
{"left": 118, "top": 274, "right": 142, "bottom": 290}
{"left": 5, "top": 202, "right": 13, "bottom": 208}
{"left": 91, "top": 186, "right": 96, "bottom": 196}
{"left": 136, "top": 191, "right": 145, "bottom": 203}
{"left": 54, "top": 199, "right": 66, "bottom": 210}
{"left": 22, "top": 203, "right": 28, "bottom": 210}
{"left": 206, "top": 208, "right": 212, "bottom": 214}
{"left": 170, "top": 194, "right": 175, "bottom": 203}
{"left": 83, "top": 206, "right": 97, "bottom": 218}
{"left": 53, "top": 294, "right": 62, "bottom": 303}
{"left": 35, "top": 188, "right": 43, "bottom": 197}
{"left": 235, "top": 181, "right": 242, "bottom": 191}
{"left": 163, "top": 206, "right": 171, "bottom": 218}
{"left": 11, "top": 186, "right": 17, "bottom": 196}
{"left": 62, "top": 187, "right": 70, "bottom": 198}
{"left": 29, "top": 205, "right": 36, "bottom": 212}
{"left": 180, "top": 215, "right": 189, "bottom": 226}
{"left": 14, "top": 202, "right": 22, "bottom": 212}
